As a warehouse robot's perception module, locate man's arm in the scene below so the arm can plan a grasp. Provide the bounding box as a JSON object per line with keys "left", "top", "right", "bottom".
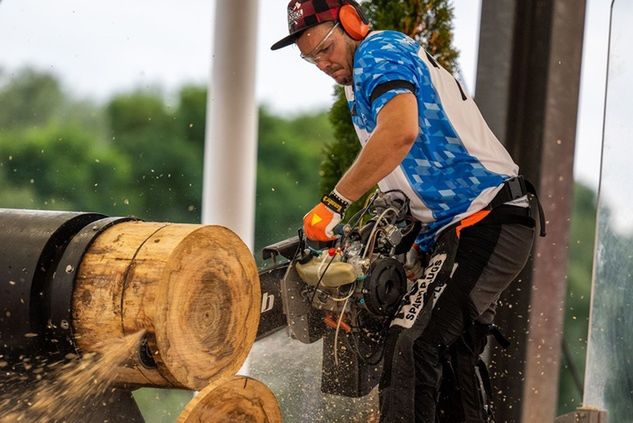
{"left": 335, "top": 92, "right": 419, "bottom": 201}
{"left": 301, "top": 92, "right": 418, "bottom": 241}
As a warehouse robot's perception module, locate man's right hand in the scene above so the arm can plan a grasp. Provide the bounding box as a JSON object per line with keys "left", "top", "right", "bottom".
{"left": 303, "top": 202, "right": 342, "bottom": 242}
{"left": 303, "top": 190, "right": 350, "bottom": 242}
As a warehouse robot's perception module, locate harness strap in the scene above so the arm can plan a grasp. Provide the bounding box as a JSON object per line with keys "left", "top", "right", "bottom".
{"left": 487, "top": 323, "right": 511, "bottom": 349}
{"left": 454, "top": 203, "right": 534, "bottom": 240}
{"left": 525, "top": 179, "right": 547, "bottom": 237}
{"left": 488, "top": 176, "right": 546, "bottom": 237}
{"left": 455, "top": 209, "right": 490, "bottom": 238}
{"left": 488, "top": 176, "right": 527, "bottom": 209}
{"left": 431, "top": 175, "right": 546, "bottom": 249}
{"left": 475, "top": 358, "right": 494, "bottom": 417}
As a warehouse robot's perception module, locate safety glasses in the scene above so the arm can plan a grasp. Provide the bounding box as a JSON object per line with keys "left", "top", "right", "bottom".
{"left": 300, "top": 22, "right": 340, "bottom": 64}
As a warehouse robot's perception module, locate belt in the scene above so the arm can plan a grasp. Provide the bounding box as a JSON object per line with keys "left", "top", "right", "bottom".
{"left": 487, "top": 176, "right": 546, "bottom": 237}
{"left": 436, "top": 176, "right": 547, "bottom": 245}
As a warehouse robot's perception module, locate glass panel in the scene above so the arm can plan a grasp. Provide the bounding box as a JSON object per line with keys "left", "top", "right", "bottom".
{"left": 583, "top": 1, "right": 633, "bottom": 420}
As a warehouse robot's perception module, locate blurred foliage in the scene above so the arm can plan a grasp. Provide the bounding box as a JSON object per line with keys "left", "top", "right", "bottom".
{"left": 562, "top": 186, "right": 633, "bottom": 421}
{"left": 557, "top": 183, "right": 596, "bottom": 415}
{"left": 320, "top": 86, "right": 358, "bottom": 197}
{"left": 0, "top": 68, "right": 330, "bottom": 252}
{"left": 106, "top": 90, "right": 203, "bottom": 222}
{"left": 0, "top": 71, "right": 202, "bottom": 223}
{"left": 255, "top": 107, "right": 331, "bottom": 255}
{"left": 0, "top": 68, "right": 65, "bottom": 129}
{"left": 365, "top": 0, "right": 459, "bottom": 73}
{"left": 0, "top": 67, "right": 106, "bottom": 135}
{"left": 321, "top": 0, "right": 459, "bottom": 218}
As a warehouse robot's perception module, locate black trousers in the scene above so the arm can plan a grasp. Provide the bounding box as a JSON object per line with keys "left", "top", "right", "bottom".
{"left": 379, "top": 208, "right": 535, "bottom": 423}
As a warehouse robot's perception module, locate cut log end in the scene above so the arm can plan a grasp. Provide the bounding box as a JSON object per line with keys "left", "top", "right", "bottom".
{"left": 154, "top": 225, "right": 261, "bottom": 390}
{"left": 177, "top": 376, "right": 282, "bottom": 423}
{"left": 73, "top": 222, "right": 260, "bottom": 391}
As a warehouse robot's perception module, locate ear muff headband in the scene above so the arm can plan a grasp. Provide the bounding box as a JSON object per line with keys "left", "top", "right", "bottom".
{"left": 338, "top": 1, "right": 369, "bottom": 41}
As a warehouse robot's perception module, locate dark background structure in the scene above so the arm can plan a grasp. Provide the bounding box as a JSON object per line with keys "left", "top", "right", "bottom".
{"left": 476, "top": 1, "right": 586, "bottom": 421}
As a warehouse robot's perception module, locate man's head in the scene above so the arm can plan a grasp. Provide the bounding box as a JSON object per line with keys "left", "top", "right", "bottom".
{"left": 271, "top": 0, "right": 369, "bottom": 85}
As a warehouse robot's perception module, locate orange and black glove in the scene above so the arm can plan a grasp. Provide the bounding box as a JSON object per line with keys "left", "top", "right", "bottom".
{"left": 303, "top": 189, "right": 351, "bottom": 241}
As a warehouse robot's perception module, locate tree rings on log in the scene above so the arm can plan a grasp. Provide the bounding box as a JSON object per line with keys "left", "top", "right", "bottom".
{"left": 72, "top": 222, "right": 260, "bottom": 391}
{"left": 177, "top": 375, "right": 282, "bottom": 423}
{"left": 153, "top": 225, "right": 260, "bottom": 389}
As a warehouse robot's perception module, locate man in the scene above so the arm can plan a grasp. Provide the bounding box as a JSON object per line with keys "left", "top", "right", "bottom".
{"left": 271, "top": 1, "right": 544, "bottom": 421}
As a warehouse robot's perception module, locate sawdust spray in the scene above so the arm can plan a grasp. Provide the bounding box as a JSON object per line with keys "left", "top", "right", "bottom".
{"left": 0, "top": 331, "right": 144, "bottom": 422}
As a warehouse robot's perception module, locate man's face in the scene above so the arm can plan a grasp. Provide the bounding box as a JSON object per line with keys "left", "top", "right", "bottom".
{"left": 296, "top": 22, "right": 355, "bottom": 86}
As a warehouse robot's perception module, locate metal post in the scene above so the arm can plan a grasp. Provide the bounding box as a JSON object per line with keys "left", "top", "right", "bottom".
{"left": 202, "top": 0, "right": 259, "bottom": 249}
{"left": 475, "top": 1, "right": 586, "bottom": 421}
{"left": 473, "top": 0, "right": 517, "bottom": 143}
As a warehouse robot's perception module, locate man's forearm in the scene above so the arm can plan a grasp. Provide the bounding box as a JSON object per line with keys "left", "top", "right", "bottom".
{"left": 335, "top": 125, "right": 414, "bottom": 201}
{"left": 335, "top": 93, "right": 419, "bottom": 202}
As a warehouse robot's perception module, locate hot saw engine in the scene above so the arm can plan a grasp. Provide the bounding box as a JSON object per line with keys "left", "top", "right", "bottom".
{"left": 257, "top": 190, "right": 420, "bottom": 397}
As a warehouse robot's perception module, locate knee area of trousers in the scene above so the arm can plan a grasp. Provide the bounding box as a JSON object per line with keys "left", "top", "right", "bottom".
{"left": 413, "top": 336, "right": 445, "bottom": 364}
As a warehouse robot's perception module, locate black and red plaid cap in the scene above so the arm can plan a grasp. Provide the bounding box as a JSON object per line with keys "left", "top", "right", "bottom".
{"left": 271, "top": 0, "right": 341, "bottom": 50}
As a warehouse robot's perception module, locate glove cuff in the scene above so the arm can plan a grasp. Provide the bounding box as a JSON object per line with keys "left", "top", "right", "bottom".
{"left": 321, "top": 189, "right": 351, "bottom": 215}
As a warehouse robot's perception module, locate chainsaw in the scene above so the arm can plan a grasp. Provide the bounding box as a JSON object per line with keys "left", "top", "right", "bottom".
{"left": 256, "top": 190, "right": 420, "bottom": 397}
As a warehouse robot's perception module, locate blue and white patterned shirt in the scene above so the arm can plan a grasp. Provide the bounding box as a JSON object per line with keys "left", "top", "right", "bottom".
{"left": 344, "top": 30, "right": 518, "bottom": 251}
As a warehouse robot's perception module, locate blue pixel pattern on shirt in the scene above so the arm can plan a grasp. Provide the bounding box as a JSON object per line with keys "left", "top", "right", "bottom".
{"left": 349, "top": 31, "right": 507, "bottom": 250}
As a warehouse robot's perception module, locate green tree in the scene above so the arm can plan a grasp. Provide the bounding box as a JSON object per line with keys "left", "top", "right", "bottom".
{"left": 176, "top": 85, "right": 207, "bottom": 155}
{"left": 255, "top": 107, "right": 333, "bottom": 255}
{"left": 319, "top": 86, "right": 358, "bottom": 198}
{"left": 557, "top": 182, "right": 597, "bottom": 414}
{"left": 0, "top": 68, "right": 105, "bottom": 136}
{"left": 365, "top": 0, "right": 459, "bottom": 72}
{"left": 0, "top": 167, "right": 37, "bottom": 208}
{"left": 105, "top": 90, "right": 203, "bottom": 222}
{"left": 0, "top": 124, "right": 132, "bottom": 213}
{"left": 0, "top": 68, "right": 65, "bottom": 130}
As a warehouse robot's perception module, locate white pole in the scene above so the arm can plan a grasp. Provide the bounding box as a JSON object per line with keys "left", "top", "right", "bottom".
{"left": 202, "top": 0, "right": 259, "bottom": 251}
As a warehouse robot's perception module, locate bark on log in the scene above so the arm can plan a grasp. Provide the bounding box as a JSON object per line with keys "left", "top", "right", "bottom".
{"left": 72, "top": 222, "right": 260, "bottom": 391}
{"left": 177, "top": 375, "right": 282, "bottom": 423}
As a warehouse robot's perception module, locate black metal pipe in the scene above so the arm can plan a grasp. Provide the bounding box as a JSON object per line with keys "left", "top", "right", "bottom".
{"left": 0, "top": 209, "right": 133, "bottom": 369}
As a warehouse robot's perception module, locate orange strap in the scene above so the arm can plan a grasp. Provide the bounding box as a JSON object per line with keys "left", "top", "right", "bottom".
{"left": 455, "top": 209, "right": 491, "bottom": 238}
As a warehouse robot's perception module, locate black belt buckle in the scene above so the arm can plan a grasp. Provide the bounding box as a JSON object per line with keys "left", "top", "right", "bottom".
{"left": 507, "top": 176, "right": 526, "bottom": 200}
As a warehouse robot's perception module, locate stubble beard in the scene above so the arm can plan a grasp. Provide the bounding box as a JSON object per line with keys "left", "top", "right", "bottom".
{"left": 334, "top": 38, "right": 357, "bottom": 86}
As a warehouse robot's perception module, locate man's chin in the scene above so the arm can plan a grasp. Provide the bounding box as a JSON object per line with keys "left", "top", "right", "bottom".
{"left": 332, "top": 74, "right": 352, "bottom": 86}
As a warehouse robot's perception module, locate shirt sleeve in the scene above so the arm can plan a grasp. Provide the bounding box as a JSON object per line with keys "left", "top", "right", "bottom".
{"left": 354, "top": 32, "right": 420, "bottom": 119}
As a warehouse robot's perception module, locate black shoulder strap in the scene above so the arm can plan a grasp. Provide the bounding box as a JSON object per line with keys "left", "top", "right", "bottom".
{"left": 524, "top": 180, "right": 546, "bottom": 237}
{"left": 369, "top": 80, "right": 415, "bottom": 104}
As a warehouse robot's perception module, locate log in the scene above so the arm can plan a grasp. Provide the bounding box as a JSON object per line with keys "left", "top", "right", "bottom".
{"left": 177, "top": 375, "right": 282, "bottom": 423}
{"left": 72, "top": 222, "right": 260, "bottom": 391}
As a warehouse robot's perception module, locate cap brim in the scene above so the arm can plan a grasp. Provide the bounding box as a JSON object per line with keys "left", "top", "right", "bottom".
{"left": 270, "top": 33, "right": 299, "bottom": 50}
{"left": 271, "top": 25, "right": 314, "bottom": 50}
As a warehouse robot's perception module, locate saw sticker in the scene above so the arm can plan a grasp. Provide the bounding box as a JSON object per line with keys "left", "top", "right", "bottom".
{"left": 390, "top": 253, "right": 447, "bottom": 329}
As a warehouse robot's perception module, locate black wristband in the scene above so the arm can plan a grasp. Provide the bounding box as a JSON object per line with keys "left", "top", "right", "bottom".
{"left": 321, "top": 190, "right": 350, "bottom": 215}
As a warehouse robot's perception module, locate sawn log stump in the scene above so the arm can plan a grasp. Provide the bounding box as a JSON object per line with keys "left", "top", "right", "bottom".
{"left": 72, "top": 222, "right": 260, "bottom": 391}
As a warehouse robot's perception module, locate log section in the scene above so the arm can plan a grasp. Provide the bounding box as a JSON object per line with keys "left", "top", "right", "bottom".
{"left": 72, "top": 222, "right": 260, "bottom": 391}
{"left": 177, "top": 375, "right": 282, "bottom": 423}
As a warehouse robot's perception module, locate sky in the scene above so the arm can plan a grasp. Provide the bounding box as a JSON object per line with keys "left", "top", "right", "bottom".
{"left": 0, "top": 0, "right": 613, "bottom": 188}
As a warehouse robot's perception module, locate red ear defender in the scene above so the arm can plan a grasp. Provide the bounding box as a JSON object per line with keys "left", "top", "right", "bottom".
{"left": 339, "top": 3, "right": 369, "bottom": 41}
